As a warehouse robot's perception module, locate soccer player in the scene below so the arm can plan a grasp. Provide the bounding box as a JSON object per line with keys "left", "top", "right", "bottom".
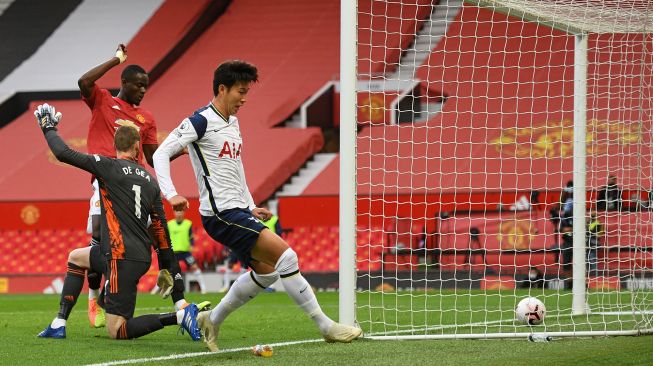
{"left": 168, "top": 210, "right": 208, "bottom": 294}
{"left": 35, "top": 104, "right": 201, "bottom": 341}
{"left": 153, "top": 60, "right": 363, "bottom": 351}
{"left": 78, "top": 45, "right": 202, "bottom": 326}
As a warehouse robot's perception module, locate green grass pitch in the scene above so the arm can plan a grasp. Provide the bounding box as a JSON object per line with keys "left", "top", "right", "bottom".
{"left": 0, "top": 290, "right": 651, "bottom": 365}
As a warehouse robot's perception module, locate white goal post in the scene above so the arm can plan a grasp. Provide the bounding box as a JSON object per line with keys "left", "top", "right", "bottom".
{"left": 340, "top": 0, "right": 653, "bottom": 339}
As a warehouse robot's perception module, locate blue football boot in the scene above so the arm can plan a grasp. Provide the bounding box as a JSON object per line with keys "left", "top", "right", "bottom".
{"left": 179, "top": 303, "right": 201, "bottom": 341}
{"left": 37, "top": 325, "right": 66, "bottom": 339}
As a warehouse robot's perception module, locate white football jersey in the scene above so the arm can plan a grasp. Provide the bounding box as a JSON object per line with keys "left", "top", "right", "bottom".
{"left": 154, "top": 102, "right": 255, "bottom": 216}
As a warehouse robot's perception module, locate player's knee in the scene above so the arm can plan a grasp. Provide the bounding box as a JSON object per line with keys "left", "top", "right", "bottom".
{"left": 106, "top": 316, "right": 125, "bottom": 339}
{"left": 252, "top": 271, "right": 280, "bottom": 287}
{"left": 68, "top": 248, "right": 87, "bottom": 267}
{"left": 275, "top": 248, "right": 299, "bottom": 276}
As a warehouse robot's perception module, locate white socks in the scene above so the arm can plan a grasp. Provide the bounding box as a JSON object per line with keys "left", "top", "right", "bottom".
{"left": 51, "top": 318, "right": 66, "bottom": 328}
{"left": 175, "top": 308, "right": 186, "bottom": 324}
{"left": 174, "top": 299, "right": 188, "bottom": 311}
{"left": 209, "top": 248, "right": 335, "bottom": 335}
{"left": 276, "top": 249, "right": 334, "bottom": 334}
{"left": 88, "top": 288, "right": 99, "bottom": 300}
{"left": 209, "top": 271, "right": 279, "bottom": 325}
{"left": 193, "top": 268, "right": 207, "bottom": 293}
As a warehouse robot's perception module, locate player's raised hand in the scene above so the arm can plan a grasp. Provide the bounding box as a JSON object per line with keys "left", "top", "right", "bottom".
{"left": 156, "top": 269, "right": 174, "bottom": 298}
{"left": 252, "top": 207, "right": 272, "bottom": 221}
{"left": 34, "top": 103, "right": 62, "bottom": 132}
{"left": 115, "top": 44, "right": 127, "bottom": 64}
{"left": 169, "top": 195, "right": 190, "bottom": 212}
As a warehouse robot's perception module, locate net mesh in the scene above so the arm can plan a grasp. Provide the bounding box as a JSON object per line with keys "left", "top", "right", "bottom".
{"left": 353, "top": 0, "right": 653, "bottom": 338}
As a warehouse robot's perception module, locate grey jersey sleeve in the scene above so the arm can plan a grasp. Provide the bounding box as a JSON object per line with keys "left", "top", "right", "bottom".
{"left": 44, "top": 130, "right": 111, "bottom": 177}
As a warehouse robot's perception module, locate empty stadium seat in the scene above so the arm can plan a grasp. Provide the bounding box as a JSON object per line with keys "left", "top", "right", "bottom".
{"left": 0, "top": 229, "right": 90, "bottom": 274}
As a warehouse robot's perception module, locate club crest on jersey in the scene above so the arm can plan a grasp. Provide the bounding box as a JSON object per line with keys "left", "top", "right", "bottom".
{"left": 218, "top": 141, "right": 242, "bottom": 159}
{"left": 114, "top": 119, "right": 141, "bottom": 131}
{"left": 136, "top": 114, "right": 145, "bottom": 123}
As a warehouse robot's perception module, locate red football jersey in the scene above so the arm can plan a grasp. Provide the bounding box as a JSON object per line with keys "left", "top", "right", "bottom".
{"left": 83, "top": 84, "right": 157, "bottom": 165}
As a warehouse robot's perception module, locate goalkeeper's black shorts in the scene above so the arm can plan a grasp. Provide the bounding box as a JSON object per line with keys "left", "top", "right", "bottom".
{"left": 104, "top": 259, "right": 150, "bottom": 319}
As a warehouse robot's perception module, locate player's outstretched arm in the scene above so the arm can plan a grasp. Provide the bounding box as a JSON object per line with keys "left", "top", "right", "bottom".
{"left": 153, "top": 118, "right": 198, "bottom": 211}
{"left": 78, "top": 44, "right": 127, "bottom": 98}
{"left": 35, "top": 104, "right": 102, "bottom": 176}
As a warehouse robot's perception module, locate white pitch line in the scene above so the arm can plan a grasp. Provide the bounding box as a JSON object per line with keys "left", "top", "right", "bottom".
{"left": 84, "top": 338, "right": 324, "bottom": 366}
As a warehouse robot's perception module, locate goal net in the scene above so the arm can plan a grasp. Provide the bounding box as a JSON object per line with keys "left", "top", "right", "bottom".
{"left": 340, "top": 0, "right": 653, "bottom": 339}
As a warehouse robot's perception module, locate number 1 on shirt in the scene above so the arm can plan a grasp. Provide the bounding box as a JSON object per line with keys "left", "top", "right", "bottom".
{"left": 132, "top": 184, "right": 142, "bottom": 219}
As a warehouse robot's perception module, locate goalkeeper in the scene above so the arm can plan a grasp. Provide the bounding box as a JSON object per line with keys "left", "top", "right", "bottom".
{"left": 35, "top": 104, "right": 201, "bottom": 341}
{"left": 78, "top": 45, "right": 206, "bottom": 327}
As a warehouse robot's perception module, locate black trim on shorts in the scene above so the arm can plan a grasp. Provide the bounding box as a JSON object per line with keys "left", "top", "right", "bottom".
{"left": 280, "top": 269, "right": 300, "bottom": 278}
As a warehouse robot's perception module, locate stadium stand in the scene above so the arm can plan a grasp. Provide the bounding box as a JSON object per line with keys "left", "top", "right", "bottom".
{"left": 0, "top": 0, "right": 221, "bottom": 128}
{"left": 0, "top": 0, "right": 334, "bottom": 204}
{"left": 304, "top": 3, "right": 653, "bottom": 196}
{"left": 358, "top": 0, "right": 433, "bottom": 76}
{"left": 3, "top": 0, "right": 650, "bottom": 284}
{"left": 0, "top": 0, "right": 163, "bottom": 93}
{"left": 0, "top": 228, "right": 223, "bottom": 275}
{"left": 296, "top": 4, "right": 653, "bottom": 274}
{"left": 283, "top": 225, "right": 384, "bottom": 273}
{"left": 280, "top": 211, "right": 653, "bottom": 274}
{"left": 0, "top": 219, "right": 649, "bottom": 277}
{"left": 0, "top": 0, "right": 81, "bottom": 83}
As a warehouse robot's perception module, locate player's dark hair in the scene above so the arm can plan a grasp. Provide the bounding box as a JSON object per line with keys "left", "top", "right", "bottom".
{"left": 114, "top": 125, "right": 140, "bottom": 152}
{"left": 213, "top": 60, "right": 258, "bottom": 96}
{"left": 121, "top": 64, "right": 147, "bottom": 81}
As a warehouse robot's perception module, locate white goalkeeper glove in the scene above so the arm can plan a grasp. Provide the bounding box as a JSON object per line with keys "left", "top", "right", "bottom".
{"left": 156, "top": 269, "right": 174, "bottom": 298}
{"left": 34, "top": 103, "right": 62, "bottom": 132}
{"left": 115, "top": 44, "right": 127, "bottom": 64}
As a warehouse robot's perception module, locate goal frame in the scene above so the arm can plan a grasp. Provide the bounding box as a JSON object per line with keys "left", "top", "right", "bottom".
{"left": 339, "top": 0, "right": 653, "bottom": 338}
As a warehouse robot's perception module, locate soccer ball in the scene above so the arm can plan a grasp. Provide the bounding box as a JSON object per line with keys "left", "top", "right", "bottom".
{"left": 515, "top": 297, "right": 546, "bottom": 325}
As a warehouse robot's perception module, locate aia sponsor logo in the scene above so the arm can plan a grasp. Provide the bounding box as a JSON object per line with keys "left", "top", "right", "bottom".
{"left": 218, "top": 141, "right": 242, "bottom": 159}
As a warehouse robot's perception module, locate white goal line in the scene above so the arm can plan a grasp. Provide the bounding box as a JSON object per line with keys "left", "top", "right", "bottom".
{"left": 84, "top": 338, "right": 324, "bottom": 366}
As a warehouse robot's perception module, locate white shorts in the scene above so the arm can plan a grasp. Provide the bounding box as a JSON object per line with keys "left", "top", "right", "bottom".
{"left": 87, "top": 179, "right": 101, "bottom": 234}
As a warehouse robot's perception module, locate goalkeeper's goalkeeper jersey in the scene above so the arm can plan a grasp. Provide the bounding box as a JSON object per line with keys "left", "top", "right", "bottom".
{"left": 44, "top": 130, "right": 172, "bottom": 263}
{"left": 154, "top": 102, "right": 256, "bottom": 216}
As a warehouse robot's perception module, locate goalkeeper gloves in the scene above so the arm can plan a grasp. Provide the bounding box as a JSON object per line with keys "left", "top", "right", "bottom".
{"left": 156, "top": 269, "right": 174, "bottom": 298}
{"left": 34, "top": 103, "right": 62, "bottom": 133}
{"left": 115, "top": 44, "right": 127, "bottom": 64}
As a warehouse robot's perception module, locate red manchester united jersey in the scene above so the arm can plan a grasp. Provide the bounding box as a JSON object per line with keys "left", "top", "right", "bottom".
{"left": 83, "top": 84, "right": 157, "bottom": 165}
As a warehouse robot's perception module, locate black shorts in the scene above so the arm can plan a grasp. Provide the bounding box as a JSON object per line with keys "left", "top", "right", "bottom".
{"left": 104, "top": 259, "right": 149, "bottom": 319}
{"left": 89, "top": 245, "right": 106, "bottom": 275}
{"left": 201, "top": 208, "right": 267, "bottom": 268}
{"left": 175, "top": 251, "right": 196, "bottom": 267}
